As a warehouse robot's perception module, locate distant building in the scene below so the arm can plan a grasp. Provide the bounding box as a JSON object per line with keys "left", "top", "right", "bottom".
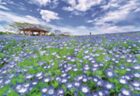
{"left": 20, "top": 27, "right": 49, "bottom": 36}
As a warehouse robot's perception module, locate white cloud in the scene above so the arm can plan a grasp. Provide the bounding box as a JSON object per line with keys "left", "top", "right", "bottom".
{"left": 40, "top": 9, "right": 60, "bottom": 22}
{"left": 88, "top": 0, "right": 140, "bottom": 26}
{"left": 84, "top": 1, "right": 140, "bottom": 35}
{"left": 63, "top": 6, "right": 74, "bottom": 11}
{"left": 101, "top": 0, "right": 119, "bottom": 10}
{"left": 64, "top": 0, "right": 102, "bottom": 12}
{"left": 0, "top": 5, "right": 9, "bottom": 10}
{"left": 30, "top": 0, "right": 58, "bottom": 6}
{"left": 134, "top": 8, "right": 140, "bottom": 12}
{"left": 0, "top": 25, "right": 7, "bottom": 32}
{"left": 94, "top": 25, "right": 140, "bottom": 34}
{"left": 0, "top": 0, "right": 7, "bottom": 5}
{"left": 53, "top": 25, "right": 91, "bottom": 35}
{"left": 30, "top": 0, "right": 50, "bottom": 6}
{"left": 0, "top": 10, "right": 42, "bottom": 24}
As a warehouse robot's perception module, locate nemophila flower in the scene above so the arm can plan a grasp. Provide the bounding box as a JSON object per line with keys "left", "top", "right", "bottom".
{"left": 84, "top": 50, "right": 89, "bottom": 54}
{"left": 108, "top": 50, "right": 113, "bottom": 54}
{"left": 15, "top": 84, "right": 28, "bottom": 94}
{"left": 131, "top": 81, "right": 140, "bottom": 87}
{"left": 66, "top": 66, "right": 72, "bottom": 71}
{"left": 114, "top": 60, "right": 119, "bottom": 63}
{"left": 67, "top": 56, "right": 72, "bottom": 60}
{"left": 132, "top": 59, "right": 137, "bottom": 63}
{"left": 92, "top": 76, "right": 99, "bottom": 82}
{"left": 134, "top": 86, "right": 140, "bottom": 91}
{"left": 73, "top": 68, "right": 78, "bottom": 72}
{"left": 0, "top": 79, "right": 3, "bottom": 84}
{"left": 104, "top": 56, "right": 110, "bottom": 61}
{"left": 43, "top": 65, "right": 48, "bottom": 69}
{"left": 133, "top": 65, "right": 140, "bottom": 70}
{"left": 81, "top": 86, "right": 90, "bottom": 93}
{"left": 73, "top": 81, "right": 81, "bottom": 87}
{"left": 97, "top": 80, "right": 104, "bottom": 86}
{"left": 126, "top": 59, "right": 132, "bottom": 63}
{"left": 121, "top": 88, "right": 131, "bottom": 96}
{"left": 102, "top": 89, "right": 109, "bottom": 95}
{"left": 71, "top": 58, "right": 76, "bottom": 62}
{"left": 91, "top": 67, "right": 98, "bottom": 72}
{"left": 25, "top": 74, "right": 34, "bottom": 80}
{"left": 2, "top": 70, "right": 7, "bottom": 74}
{"left": 133, "top": 72, "right": 140, "bottom": 78}
{"left": 105, "top": 69, "right": 114, "bottom": 77}
{"left": 47, "top": 65, "right": 52, "bottom": 69}
{"left": 79, "top": 59, "right": 83, "bottom": 63}
{"left": 92, "top": 92, "right": 98, "bottom": 96}
{"left": 124, "top": 75, "right": 131, "bottom": 80}
{"left": 36, "top": 72, "right": 43, "bottom": 78}
{"left": 99, "top": 63, "right": 104, "bottom": 67}
{"left": 61, "top": 78, "right": 68, "bottom": 83}
{"left": 93, "top": 64, "right": 99, "bottom": 68}
{"left": 43, "top": 77, "right": 51, "bottom": 83}
{"left": 32, "top": 79, "right": 38, "bottom": 86}
{"left": 119, "top": 78, "right": 128, "bottom": 84}
{"left": 82, "top": 77, "right": 88, "bottom": 83}
{"left": 38, "top": 61, "right": 46, "bottom": 66}
{"left": 61, "top": 73, "right": 67, "bottom": 77}
{"left": 42, "top": 87, "right": 48, "bottom": 93}
{"left": 91, "top": 60, "right": 96, "bottom": 63}
{"left": 104, "top": 82, "right": 114, "bottom": 90}
{"left": 57, "top": 88, "right": 64, "bottom": 95}
{"left": 95, "top": 53, "right": 100, "bottom": 57}
{"left": 47, "top": 87, "right": 55, "bottom": 95}
{"left": 55, "top": 76, "right": 61, "bottom": 82}
{"left": 24, "top": 83, "right": 30, "bottom": 88}
{"left": 4, "top": 79, "right": 11, "bottom": 84}
{"left": 66, "top": 83, "right": 73, "bottom": 89}
{"left": 28, "top": 84, "right": 33, "bottom": 91}
{"left": 83, "top": 56, "right": 88, "bottom": 60}
{"left": 75, "top": 75, "right": 83, "bottom": 81}
{"left": 97, "top": 90, "right": 104, "bottom": 96}
{"left": 126, "top": 67, "right": 132, "bottom": 71}
{"left": 88, "top": 57, "right": 93, "bottom": 61}
{"left": 83, "top": 64, "right": 90, "bottom": 72}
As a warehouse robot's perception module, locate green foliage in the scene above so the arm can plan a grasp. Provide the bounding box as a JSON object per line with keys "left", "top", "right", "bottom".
{"left": 10, "top": 22, "right": 33, "bottom": 30}
{"left": 7, "top": 89, "right": 19, "bottom": 96}
{"left": 51, "top": 81, "right": 59, "bottom": 88}
{"left": 0, "top": 32, "right": 11, "bottom": 35}
{"left": 11, "top": 74, "right": 25, "bottom": 85}
{"left": 115, "top": 69, "right": 127, "bottom": 76}
{"left": 27, "top": 87, "right": 41, "bottom": 96}
{"left": 0, "top": 86, "right": 10, "bottom": 96}
{"left": 0, "top": 53, "right": 5, "bottom": 58}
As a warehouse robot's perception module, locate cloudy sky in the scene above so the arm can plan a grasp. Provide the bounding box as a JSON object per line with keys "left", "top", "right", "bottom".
{"left": 0, "top": 0, "right": 140, "bottom": 35}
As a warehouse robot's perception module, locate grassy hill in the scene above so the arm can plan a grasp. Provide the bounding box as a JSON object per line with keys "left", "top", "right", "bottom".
{"left": 0, "top": 31, "right": 14, "bottom": 35}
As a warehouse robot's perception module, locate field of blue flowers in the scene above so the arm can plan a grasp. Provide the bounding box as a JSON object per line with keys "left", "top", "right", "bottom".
{"left": 0, "top": 33, "right": 140, "bottom": 96}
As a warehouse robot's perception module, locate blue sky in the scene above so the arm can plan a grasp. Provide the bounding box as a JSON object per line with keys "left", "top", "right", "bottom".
{"left": 0, "top": 0, "right": 140, "bottom": 35}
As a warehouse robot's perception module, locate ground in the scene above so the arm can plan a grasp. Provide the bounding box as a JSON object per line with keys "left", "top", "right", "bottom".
{"left": 0, "top": 33, "right": 140, "bottom": 96}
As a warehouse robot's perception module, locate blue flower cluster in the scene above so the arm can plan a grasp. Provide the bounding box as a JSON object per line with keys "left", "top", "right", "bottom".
{"left": 0, "top": 33, "right": 140, "bottom": 96}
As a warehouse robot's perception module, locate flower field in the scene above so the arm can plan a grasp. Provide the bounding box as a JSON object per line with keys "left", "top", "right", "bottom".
{"left": 0, "top": 33, "right": 140, "bottom": 96}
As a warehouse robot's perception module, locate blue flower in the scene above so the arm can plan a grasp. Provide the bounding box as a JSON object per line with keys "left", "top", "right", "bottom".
{"left": 121, "top": 88, "right": 131, "bottom": 96}
{"left": 81, "top": 86, "right": 90, "bottom": 93}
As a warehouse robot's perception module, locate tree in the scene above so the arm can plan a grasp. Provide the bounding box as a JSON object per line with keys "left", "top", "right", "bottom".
{"left": 9, "top": 22, "right": 35, "bottom": 34}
